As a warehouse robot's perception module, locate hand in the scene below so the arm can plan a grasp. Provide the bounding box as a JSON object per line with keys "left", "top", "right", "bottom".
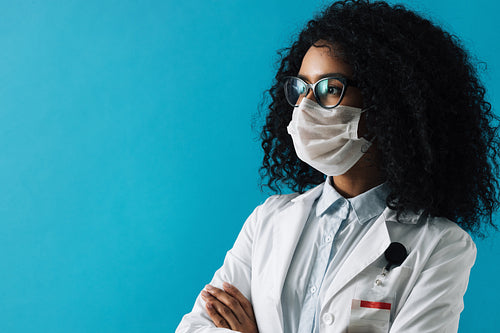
{"left": 201, "top": 282, "right": 259, "bottom": 333}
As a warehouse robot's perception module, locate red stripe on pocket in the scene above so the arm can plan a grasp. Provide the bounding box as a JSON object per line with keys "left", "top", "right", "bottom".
{"left": 360, "top": 300, "right": 391, "bottom": 310}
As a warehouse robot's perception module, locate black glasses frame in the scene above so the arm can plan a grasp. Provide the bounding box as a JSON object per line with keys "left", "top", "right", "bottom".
{"left": 283, "top": 76, "right": 357, "bottom": 109}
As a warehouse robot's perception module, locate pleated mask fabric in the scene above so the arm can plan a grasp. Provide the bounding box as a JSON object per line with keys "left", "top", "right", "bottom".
{"left": 287, "top": 98, "right": 372, "bottom": 176}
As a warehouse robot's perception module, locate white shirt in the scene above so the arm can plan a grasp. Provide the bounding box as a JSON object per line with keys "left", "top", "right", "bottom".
{"left": 281, "top": 177, "right": 389, "bottom": 333}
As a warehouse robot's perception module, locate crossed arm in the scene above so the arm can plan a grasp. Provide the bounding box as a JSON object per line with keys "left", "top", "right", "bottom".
{"left": 201, "top": 282, "right": 259, "bottom": 333}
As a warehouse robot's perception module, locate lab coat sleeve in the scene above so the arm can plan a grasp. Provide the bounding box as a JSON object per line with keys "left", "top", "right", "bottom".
{"left": 175, "top": 202, "right": 262, "bottom": 333}
{"left": 389, "top": 227, "right": 477, "bottom": 333}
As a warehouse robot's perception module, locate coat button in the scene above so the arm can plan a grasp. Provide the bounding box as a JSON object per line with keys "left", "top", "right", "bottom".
{"left": 322, "top": 313, "right": 334, "bottom": 325}
{"left": 310, "top": 286, "right": 317, "bottom": 293}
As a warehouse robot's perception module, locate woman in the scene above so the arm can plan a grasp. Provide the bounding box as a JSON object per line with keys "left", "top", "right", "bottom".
{"left": 176, "top": 0, "right": 499, "bottom": 332}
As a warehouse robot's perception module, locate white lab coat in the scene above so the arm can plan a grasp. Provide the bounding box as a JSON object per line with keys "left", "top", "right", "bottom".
{"left": 176, "top": 182, "right": 476, "bottom": 333}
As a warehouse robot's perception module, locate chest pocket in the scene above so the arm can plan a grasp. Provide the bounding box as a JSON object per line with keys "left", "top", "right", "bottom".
{"left": 348, "top": 265, "right": 412, "bottom": 333}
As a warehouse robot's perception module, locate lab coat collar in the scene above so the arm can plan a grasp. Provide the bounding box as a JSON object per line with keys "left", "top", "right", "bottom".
{"left": 383, "top": 206, "right": 425, "bottom": 225}
{"left": 290, "top": 182, "right": 326, "bottom": 203}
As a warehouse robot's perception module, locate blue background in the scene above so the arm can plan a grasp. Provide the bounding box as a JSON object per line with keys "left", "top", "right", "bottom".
{"left": 0, "top": 0, "right": 498, "bottom": 332}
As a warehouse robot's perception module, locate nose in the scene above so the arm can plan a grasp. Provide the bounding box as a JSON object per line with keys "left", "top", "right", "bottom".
{"left": 305, "top": 88, "right": 316, "bottom": 102}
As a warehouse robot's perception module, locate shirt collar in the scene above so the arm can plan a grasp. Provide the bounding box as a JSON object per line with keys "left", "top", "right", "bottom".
{"left": 315, "top": 177, "right": 347, "bottom": 217}
{"left": 316, "top": 177, "right": 390, "bottom": 224}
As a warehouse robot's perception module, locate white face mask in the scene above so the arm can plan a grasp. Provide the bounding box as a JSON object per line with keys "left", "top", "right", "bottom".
{"left": 286, "top": 98, "right": 373, "bottom": 176}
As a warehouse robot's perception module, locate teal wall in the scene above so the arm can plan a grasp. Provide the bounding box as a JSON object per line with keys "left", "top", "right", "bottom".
{"left": 0, "top": 0, "right": 497, "bottom": 332}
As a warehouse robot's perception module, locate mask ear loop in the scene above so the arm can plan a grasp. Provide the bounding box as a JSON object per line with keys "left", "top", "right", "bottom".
{"left": 364, "top": 133, "right": 377, "bottom": 143}
{"left": 359, "top": 105, "right": 377, "bottom": 152}
{"left": 361, "top": 105, "right": 376, "bottom": 112}
{"left": 361, "top": 138, "right": 374, "bottom": 153}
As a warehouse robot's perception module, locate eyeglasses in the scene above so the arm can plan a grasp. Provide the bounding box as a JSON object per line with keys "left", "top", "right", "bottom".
{"left": 283, "top": 76, "right": 357, "bottom": 109}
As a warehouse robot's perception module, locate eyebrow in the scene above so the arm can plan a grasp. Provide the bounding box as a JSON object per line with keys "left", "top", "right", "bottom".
{"left": 297, "top": 72, "right": 351, "bottom": 83}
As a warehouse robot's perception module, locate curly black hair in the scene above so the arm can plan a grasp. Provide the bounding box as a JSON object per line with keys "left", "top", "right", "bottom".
{"left": 258, "top": 0, "right": 499, "bottom": 236}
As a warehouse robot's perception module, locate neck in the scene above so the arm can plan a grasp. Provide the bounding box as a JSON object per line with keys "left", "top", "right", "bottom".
{"left": 331, "top": 144, "right": 385, "bottom": 198}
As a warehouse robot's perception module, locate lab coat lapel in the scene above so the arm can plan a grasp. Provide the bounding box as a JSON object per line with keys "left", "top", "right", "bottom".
{"left": 271, "top": 201, "right": 310, "bottom": 298}
{"left": 267, "top": 185, "right": 324, "bottom": 330}
{"left": 323, "top": 208, "right": 392, "bottom": 299}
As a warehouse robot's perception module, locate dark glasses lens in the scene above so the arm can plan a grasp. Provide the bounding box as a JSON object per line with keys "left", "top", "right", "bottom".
{"left": 283, "top": 77, "right": 346, "bottom": 108}
{"left": 315, "top": 78, "right": 345, "bottom": 107}
{"left": 284, "top": 77, "right": 308, "bottom": 106}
